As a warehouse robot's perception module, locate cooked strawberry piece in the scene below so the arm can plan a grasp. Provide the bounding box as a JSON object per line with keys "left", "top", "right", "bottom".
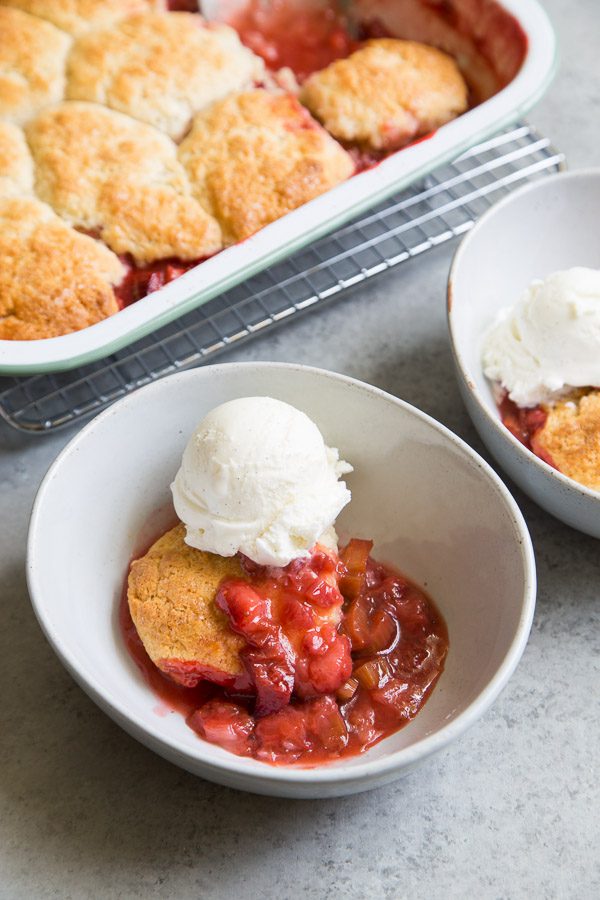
{"left": 305, "top": 576, "right": 343, "bottom": 607}
{"left": 146, "top": 271, "right": 166, "bottom": 294}
{"left": 243, "top": 633, "right": 295, "bottom": 716}
{"left": 399, "top": 589, "right": 434, "bottom": 633}
{"left": 295, "top": 626, "right": 352, "bottom": 697}
{"left": 217, "top": 580, "right": 296, "bottom": 716}
{"left": 159, "top": 657, "right": 252, "bottom": 691}
{"left": 370, "top": 679, "right": 422, "bottom": 721}
{"left": 255, "top": 706, "right": 309, "bottom": 761}
{"left": 188, "top": 700, "right": 254, "bottom": 755}
{"left": 285, "top": 551, "right": 343, "bottom": 608}
{"left": 307, "top": 634, "right": 352, "bottom": 693}
{"left": 165, "top": 264, "right": 188, "bottom": 282}
{"left": 344, "top": 692, "right": 381, "bottom": 746}
{"left": 372, "top": 576, "right": 407, "bottom": 605}
{"left": 302, "top": 626, "right": 330, "bottom": 656}
{"left": 279, "top": 595, "right": 315, "bottom": 633}
{"left": 310, "top": 549, "right": 337, "bottom": 576}
{"left": 499, "top": 391, "right": 548, "bottom": 449}
{"left": 215, "top": 581, "right": 271, "bottom": 637}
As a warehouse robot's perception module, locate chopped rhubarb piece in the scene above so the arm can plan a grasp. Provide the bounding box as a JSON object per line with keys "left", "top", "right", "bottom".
{"left": 354, "top": 657, "right": 393, "bottom": 690}
{"left": 306, "top": 696, "right": 348, "bottom": 753}
{"left": 343, "top": 595, "right": 371, "bottom": 651}
{"left": 368, "top": 608, "right": 399, "bottom": 654}
{"left": 188, "top": 700, "right": 254, "bottom": 755}
{"left": 336, "top": 676, "right": 359, "bottom": 702}
{"left": 339, "top": 539, "right": 373, "bottom": 599}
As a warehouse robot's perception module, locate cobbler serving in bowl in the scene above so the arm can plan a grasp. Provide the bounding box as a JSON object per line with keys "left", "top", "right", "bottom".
{"left": 27, "top": 362, "right": 535, "bottom": 796}
{"left": 124, "top": 397, "right": 448, "bottom": 765}
{"left": 482, "top": 267, "right": 600, "bottom": 493}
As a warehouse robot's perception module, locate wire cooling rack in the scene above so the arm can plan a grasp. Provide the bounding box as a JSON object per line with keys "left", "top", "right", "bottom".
{"left": 0, "top": 122, "right": 564, "bottom": 433}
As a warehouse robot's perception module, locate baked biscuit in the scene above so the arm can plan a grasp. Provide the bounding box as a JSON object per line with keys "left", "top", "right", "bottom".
{"left": 300, "top": 39, "right": 468, "bottom": 151}
{"left": 0, "top": 0, "right": 164, "bottom": 36}
{"left": 127, "top": 524, "right": 250, "bottom": 688}
{"left": 179, "top": 90, "right": 355, "bottom": 244}
{"left": 532, "top": 390, "right": 600, "bottom": 492}
{"left": 0, "top": 196, "right": 124, "bottom": 341}
{"left": 27, "top": 102, "right": 222, "bottom": 264}
{"left": 67, "top": 12, "right": 265, "bottom": 139}
{"left": 0, "top": 7, "right": 71, "bottom": 125}
{"left": 0, "top": 121, "right": 33, "bottom": 197}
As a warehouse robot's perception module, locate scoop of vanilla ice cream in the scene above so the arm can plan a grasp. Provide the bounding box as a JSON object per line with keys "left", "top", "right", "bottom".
{"left": 171, "top": 396, "right": 352, "bottom": 567}
{"left": 482, "top": 267, "right": 600, "bottom": 407}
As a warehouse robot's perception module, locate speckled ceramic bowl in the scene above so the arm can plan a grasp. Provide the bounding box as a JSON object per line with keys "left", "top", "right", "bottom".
{"left": 27, "top": 363, "right": 536, "bottom": 798}
{"left": 448, "top": 170, "right": 600, "bottom": 538}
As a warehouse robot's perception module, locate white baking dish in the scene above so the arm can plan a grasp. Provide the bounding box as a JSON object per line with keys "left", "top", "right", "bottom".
{"left": 0, "top": 0, "right": 556, "bottom": 375}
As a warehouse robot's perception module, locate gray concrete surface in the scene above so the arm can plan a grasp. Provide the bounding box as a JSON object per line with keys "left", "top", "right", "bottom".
{"left": 0, "top": 1, "right": 598, "bottom": 897}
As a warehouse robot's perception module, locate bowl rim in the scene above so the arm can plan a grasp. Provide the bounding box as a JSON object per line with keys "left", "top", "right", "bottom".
{"left": 447, "top": 167, "right": 600, "bottom": 504}
{"left": 27, "top": 362, "right": 537, "bottom": 786}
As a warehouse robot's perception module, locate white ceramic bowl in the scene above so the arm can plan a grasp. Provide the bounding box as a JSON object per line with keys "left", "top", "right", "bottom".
{"left": 448, "top": 169, "right": 600, "bottom": 539}
{"left": 27, "top": 363, "right": 535, "bottom": 798}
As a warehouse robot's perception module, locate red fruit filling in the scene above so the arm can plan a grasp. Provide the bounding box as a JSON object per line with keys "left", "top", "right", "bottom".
{"left": 498, "top": 391, "right": 557, "bottom": 469}
{"left": 114, "top": 258, "right": 199, "bottom": 309}
{"left": 122, "top": 539, "right": 448, "bottom": 766}
{"left": 229, "top": 0, "right": 358, "bottom": 82}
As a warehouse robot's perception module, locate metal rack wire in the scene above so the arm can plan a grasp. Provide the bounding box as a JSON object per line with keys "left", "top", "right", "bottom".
{"left": 0, "top": 122, "right": 564, "bottom": 433}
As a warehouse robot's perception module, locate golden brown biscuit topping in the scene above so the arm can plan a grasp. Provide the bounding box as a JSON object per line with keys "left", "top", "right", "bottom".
{"left": 0, "top": 7, "right": 71, "bottom": 124}
{"left": 179, "top": 90, "right": 355, "bottom": 244}
{"left": 300, "top": 38, "right": 468, "bottom": 151}
{"left": 0, "top": 121, "right": 34, "bottom": 197}
{"left": 533, "top": 390, "right": 600, "bottom": 492}
{"left": 127, "top": 524, "right": 248, "bottom": 681}
{"left": 0, "top": 196, "right": 124, "bottom": 341}
{"left": 0, "top": 0, "right": 164, "bottom": 36}
{"left": 27, "top": 102, "right": 222, "bottom": 264}
{"left": 66, "top": 12, "right": 265, "bottom": 139}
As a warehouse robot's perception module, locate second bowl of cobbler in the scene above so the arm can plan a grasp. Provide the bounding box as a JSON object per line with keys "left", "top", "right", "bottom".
{"left": 449, "top": 169, "right": 600, "bottom": 538}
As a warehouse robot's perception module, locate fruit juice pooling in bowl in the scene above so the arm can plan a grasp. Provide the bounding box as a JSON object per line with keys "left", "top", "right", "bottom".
{"left": 123, "top": 397, "right": 448, "bottom": 766}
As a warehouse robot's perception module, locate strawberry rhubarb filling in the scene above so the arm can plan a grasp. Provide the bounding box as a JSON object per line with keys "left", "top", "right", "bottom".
{"left": 123, "top": 538, "right": 447, "bottom": 764}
